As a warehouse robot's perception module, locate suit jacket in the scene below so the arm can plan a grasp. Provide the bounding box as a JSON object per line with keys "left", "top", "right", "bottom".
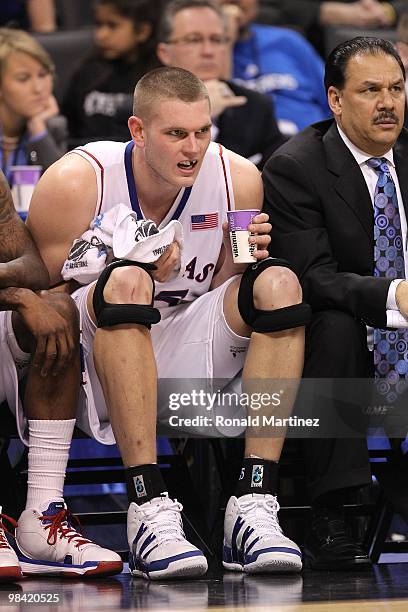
{"left": 215, "top": 81, "right": 285, "bottom": 168}
{"left": 262, "top": 118, "right": 408, "bottom": 329}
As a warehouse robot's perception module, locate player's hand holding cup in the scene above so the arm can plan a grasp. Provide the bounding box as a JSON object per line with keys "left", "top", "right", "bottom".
{"left": 227, "top": 210, "right": 271, "bottom": 263}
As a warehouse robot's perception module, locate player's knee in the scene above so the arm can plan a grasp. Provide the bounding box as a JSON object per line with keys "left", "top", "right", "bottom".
{"left": 253, "top": 266, "right": 302, "bottom": 311}
{"left": 103, "top": 265, "right": 153, "bottom": 305}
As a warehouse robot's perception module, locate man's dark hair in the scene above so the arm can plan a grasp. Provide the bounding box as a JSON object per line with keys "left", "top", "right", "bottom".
{"left": 324, "top": 37, "right": 406, "bottom": 92}
{"left": 157, "top": 0, "right": 225, "bottom": 43}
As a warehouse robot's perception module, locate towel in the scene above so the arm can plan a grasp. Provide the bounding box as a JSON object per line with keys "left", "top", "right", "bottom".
{"left": 61, "top": 203, "right": 183, "bottom": 284}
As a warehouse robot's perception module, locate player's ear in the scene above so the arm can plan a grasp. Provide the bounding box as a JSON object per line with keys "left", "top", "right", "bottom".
{"left": 128, "top": 115, "right": 145, "bottom": 147}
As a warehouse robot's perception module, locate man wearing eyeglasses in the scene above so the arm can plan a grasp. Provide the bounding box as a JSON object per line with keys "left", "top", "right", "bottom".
{"left": 156, "top": 0, "right": 285, "bottom": 168}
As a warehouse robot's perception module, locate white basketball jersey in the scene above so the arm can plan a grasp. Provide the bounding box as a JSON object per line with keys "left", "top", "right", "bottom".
{"left": 69, "top": 141, "right": 236, "bottom": 313}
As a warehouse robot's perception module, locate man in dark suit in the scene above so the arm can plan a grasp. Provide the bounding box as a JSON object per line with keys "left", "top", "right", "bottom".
{"left": 263, "top": 36, "right": 408, "bottom": 569}
{"left": 156, "top": 0, "right": 284, "bottom": 167}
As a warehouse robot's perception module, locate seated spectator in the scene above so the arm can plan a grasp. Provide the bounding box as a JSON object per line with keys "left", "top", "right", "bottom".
{"left": 63, "top": 0, "right": 161, "bottom": 141}
{"left": 156, "top": 0, "right": 285, "bottom": 167}
{"left": 0, "top": 28, "right": 67, "bottom": 182}
{"left": 218, "top": 0, "right": 331, "bottom": 135}
{"left": 0, "top": 0, "right": 56, "bottom": 33}
{"left": 258, "top": 1, "right": 402, "bottom": 56}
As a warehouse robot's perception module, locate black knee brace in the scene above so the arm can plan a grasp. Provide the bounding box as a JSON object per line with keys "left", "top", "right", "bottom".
{"left": 93, "top": 260, "right": 161, "bottom": 329}
{"left": 238, "top": 257, "right": 311, "bottom": 332}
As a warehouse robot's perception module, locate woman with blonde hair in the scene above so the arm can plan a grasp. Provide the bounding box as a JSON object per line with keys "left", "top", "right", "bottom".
{"left": 0, "top": 27, "right": 66, "bottom": 184}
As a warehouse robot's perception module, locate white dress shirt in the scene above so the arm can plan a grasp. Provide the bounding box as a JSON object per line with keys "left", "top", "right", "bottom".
{"left": 337, "top": 125, "right": 408, "bottom": 330}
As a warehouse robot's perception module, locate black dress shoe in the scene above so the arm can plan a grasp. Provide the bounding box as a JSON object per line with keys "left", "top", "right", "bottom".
{"left": 303, "top": 507, "right": 372, "bottom": 570}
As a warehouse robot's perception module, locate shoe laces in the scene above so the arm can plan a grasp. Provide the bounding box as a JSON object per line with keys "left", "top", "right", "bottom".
{"left": 140, "top": 497, "right": 185, "bottom": 543}
{"left": 0, "top": 512, "right": 17, "bottom": 549}
{"left": 238, "top": 495, "right": 283, "bottom": 541}
{"left": 40, "top": 509, "right": 92, "bottom": 549}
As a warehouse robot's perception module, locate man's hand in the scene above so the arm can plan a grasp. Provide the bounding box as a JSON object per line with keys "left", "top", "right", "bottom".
{"left": 17, "top": 290, "right": 75, "bottom": 377}
{"left": 396, "top": 280, "right": 408, "bottom": 319}
{"left": 248, "top": 212, "right": 272, "bottom": 260}
{"left": 26, "top": 94, "right": 59, "bottom": 137}
{"left": 220, "top": 211, "right": 271, "bottom": 270}
{"left": 151, "top": 241, "right": 181, "bottom": 283}
{"left": 205, "top": 79, "right": 247, "bottom": 119}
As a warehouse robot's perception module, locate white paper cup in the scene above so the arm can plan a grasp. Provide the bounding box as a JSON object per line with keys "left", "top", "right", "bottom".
{"left": 227, "top": 209, "right": 258, "bottom": 263}
{"left": 11, "top": 165, "right": 42, "bottom": 213}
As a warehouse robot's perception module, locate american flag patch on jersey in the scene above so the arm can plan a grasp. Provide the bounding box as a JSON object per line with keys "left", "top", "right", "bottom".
{"left": 191, "top": 212, "right": 218, "bottom": 231}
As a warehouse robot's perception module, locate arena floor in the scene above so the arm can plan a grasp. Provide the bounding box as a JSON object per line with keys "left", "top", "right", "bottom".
{"left": 1, "top": 560, "right": 408, "bottom": 611}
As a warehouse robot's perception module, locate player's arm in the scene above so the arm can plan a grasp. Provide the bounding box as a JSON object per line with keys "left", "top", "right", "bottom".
{"left": 210, "top": 152, "right": 270, "bottom": 289}
{"left": 26, "top": 154, "right": 97, "bottom": 287}
{"left": 0, "top": 169, "right": 50, "bottom": 311}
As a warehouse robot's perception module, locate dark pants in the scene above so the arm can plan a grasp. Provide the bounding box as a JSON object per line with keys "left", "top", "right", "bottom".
{"left": 299, "top": 310, "right": 373, "bottom": 501}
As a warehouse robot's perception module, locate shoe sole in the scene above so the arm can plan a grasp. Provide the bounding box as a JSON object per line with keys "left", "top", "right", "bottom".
{"left": 0, "top": 566, "right": 23, "bottom": 582}
{"left": 223, "top": 554, "right": 302, "bottom": 574}
{"left": 19, "top": 560, "right": 123, "bottom": 577}
{"left": 131, "top": 557, "right": 208, "bottom": 580}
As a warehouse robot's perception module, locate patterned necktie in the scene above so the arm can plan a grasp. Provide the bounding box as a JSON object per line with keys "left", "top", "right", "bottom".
{"left": 367, "top": 157, "right": 408, "bottom": 403}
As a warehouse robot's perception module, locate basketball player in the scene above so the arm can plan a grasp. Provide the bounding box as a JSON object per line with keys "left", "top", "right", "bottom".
{"left": 26, "top": 67, "right": 310, "bottom": 579}
{"left": 0, "top": 170, "right": 122, "bottom": 581}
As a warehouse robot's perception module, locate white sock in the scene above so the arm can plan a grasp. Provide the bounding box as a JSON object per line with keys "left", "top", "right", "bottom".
{"left": 25, "top": 419, "right": 76, "bottom": 510}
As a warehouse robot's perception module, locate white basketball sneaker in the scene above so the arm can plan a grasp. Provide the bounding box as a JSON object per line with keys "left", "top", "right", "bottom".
{"left": 128, "top": 494, "right": 208, "bottom": 580}
{"left": 223, "top": 493, "right": 302, "bottom": 573}
{"left": 0, "top": 508, "right": 22, "bottom": 582}
{"left": 15, "top": 499, "right": 123, "bottom": 577}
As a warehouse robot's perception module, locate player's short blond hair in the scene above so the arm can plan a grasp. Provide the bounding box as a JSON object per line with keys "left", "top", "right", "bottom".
{"left": 133, "top": 66, "right": 209, "bottom": 121}
{"left": 0, "top": 28, "right": 54, "bottom": 80}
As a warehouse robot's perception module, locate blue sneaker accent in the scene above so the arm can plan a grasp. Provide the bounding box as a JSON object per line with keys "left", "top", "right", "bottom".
{"left": 245, "top": 545, "right": 303, "bottom": 564}
{"left": 16, "top": 500, "right": 123, "bottom": 577}
{"left": 127, "top": 495, "right": 208, "bottom": 580}
{"left": 223, "top": 494, "right": 302, "bottom": 573}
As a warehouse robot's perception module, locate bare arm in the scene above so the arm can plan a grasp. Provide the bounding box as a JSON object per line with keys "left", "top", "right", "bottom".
{"left": 0, "top": 168, "right": 82, "bottom": 374}
{"left": 211, "top": 151, "right": 270, "bottom": 289}
{"left": 320, "top": 0, "right": 393, "bottom": 27}
{"left": 26, "top": 0, "right": 56, "bottom": 32}
{"left": 0, "top": 170, "right": 49, "bottom": 309}
{"left": 26, "top": 154, "right": 97, "bottom": 286}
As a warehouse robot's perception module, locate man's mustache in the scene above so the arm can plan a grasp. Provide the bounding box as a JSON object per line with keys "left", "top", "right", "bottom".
{"left": 373, "top": 112, "right": 399, "bottom": 124}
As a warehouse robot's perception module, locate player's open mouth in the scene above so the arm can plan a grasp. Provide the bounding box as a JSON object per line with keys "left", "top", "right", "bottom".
{"left": 177, "top": 160, "right": 197, "bottom": 170}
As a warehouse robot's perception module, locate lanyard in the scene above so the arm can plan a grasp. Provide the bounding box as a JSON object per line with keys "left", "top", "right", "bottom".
{"left": 0, "top": 136, "right": 25, "bottom": 186}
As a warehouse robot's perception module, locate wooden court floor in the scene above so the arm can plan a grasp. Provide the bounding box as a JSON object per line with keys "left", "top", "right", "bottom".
{"left": 1, "top": 560, "right": 408, "bottom": 611}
